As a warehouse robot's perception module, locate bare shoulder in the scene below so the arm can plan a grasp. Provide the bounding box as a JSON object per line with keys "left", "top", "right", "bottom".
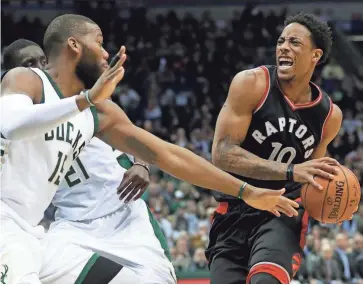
{"left": 330, "top": 103, "right": 343, "bottom": 122}
{"left": 323, "top": 103, "right": 343, "bottom": 141}
{"left": 227, "top": 67, "right": 269, "bottom": 111}
{"left": 1, "top": 67, "right": 42, "bottom": 102}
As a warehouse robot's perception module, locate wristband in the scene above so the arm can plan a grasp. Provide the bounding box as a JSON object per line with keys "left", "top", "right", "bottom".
{"left": 287, "top": 164, "right": 295, "bottom": 181}
{"left": 84, "top": 90, "right": 95, "bottom": 106}
{"left": 134, "top": 162, "right": 150, "bottom": 173}
{"left": 238, "top": 182, "right": 248, "bottom": 199}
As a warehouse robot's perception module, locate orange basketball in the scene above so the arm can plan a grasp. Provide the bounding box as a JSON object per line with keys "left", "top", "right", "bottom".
{"left": 301, "top": 165, "right": 361, "bottom": 224}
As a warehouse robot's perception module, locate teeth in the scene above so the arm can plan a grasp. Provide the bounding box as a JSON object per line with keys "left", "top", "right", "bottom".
{"left": 279, "top": 58, "right": 293, "bottom": 67}
{"left": 279, "top": 65, "right": 293, "bottom": 70}
{"left": 279, "top": 58, "right": 292, "bottom": 62}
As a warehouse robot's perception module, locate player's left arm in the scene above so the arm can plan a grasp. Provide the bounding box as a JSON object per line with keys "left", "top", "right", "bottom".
{"left": 310, "top": 104, "right": 343, "bottom": 159}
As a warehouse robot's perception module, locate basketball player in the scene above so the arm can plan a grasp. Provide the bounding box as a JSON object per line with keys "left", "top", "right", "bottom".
{"left": 2, "top": 39, "right": 47, "bottom": 70}
{"left": 40, "top": 142, "right": 176, "bottom": 283}
{"left": 0, "top": 14, "right": 299, "bottom": 283}
{"left": 2, "top": 38, "right": 150, "bottom": 214}
{"left": 206, "top": 12, "right": 344, "bottom": 284}
{"left": 3, "top": 40, "right": 171, "bottom": 283}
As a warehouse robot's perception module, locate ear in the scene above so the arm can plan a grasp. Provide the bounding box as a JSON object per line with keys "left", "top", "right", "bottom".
{"left": 312, "top": 48, "right": 323, "bottom": 63}
{"left": 67, "top": 37, "right": 82, "bottom": 56}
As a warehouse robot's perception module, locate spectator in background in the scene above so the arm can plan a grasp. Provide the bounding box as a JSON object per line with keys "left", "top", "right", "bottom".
{"left": 312, "top": 243, "right": 342, "bottom": 284}
{"left": 189, "top": 247, "right": 208, "bottom": 271}
{"left": 355, "top": 206, "right": 363, "bottom": 234}
{"left": 334, "top": 233, "right": 355, "bottom": 283}
{"left": 154, "top": 207, "right": 174, "bottom": 246}
{"left": 356, "top": 252, "right": 363, "bottom": 280}
{"left": 305, "top": 235, "right": 323, "bottom": 278}
{"left": 351, "top": 233, "right": 363, "bottom": 282}
{"left": 352, "top": 233, "right": 363, "bottom": 260}
{"left": 171, "top": 128, "right": 189, "bottom": 148}
{"left": 174, "top": 201, "right": 189, "bottom": 234}
{"left": 173, "top": 234, "right": 192, "bottom": 271}
{"left": 116, "top": 83, "right": 141, "bottom": 121}
{"left": 322, "top": 57, "right": 345, "bottom": 93}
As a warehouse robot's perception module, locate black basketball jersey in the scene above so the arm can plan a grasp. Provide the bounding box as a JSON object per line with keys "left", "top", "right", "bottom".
{"left": 215, "top": 65, "right": 332, "bottom": 202}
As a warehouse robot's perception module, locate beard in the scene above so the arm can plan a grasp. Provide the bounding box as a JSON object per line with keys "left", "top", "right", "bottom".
{"left": 75, "top": 47, "right": 103, "bottom": 89}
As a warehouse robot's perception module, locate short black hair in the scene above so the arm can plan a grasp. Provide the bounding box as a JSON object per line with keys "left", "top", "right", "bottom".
{"left": 2, "top": 39, "right": 41, "bottom": 69}
{"left": 43, "top": 14, "right": 97, "bottom": 58}
{"left": 284, "top": 12, "right": 333, "bottom": 64}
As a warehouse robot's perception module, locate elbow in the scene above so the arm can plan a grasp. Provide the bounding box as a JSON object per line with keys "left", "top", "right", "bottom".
{"left": 1, "top": 114, "right": 24, "bottom": 141}
{"left": 2, "top": 122, "right": 32, "bottom": 140}
{"left": 1, "top": 128, "right": 18, "bottom": 141}
{"left": 211, "top": 139, "right": 230, "bottom": 169}
{"left": 211, "top": 151, "right": 220, "bottom": 166}
{"left": 211, "top": 149, "right": 224, "bottom": 169}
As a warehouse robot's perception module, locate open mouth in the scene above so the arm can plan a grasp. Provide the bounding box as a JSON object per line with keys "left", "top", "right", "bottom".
{"left": 278, "top": 58, "right": 294, "bottom": 70}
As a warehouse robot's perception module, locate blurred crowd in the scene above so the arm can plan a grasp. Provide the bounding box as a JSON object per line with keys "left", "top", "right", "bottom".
{"left": 1, "top": 1, "right": 363, "bottom": 283}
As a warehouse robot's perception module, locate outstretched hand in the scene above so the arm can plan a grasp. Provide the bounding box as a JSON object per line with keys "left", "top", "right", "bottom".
{"left": 242, "top": 187, "right": 299, "bottom": 217}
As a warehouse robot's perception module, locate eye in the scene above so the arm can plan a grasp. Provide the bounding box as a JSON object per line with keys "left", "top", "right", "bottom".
{"left": 277, "top": 39, "right": 284, "bottom": 45}
{"left": 23, "top": 60, "right": 34, "bottom": 67}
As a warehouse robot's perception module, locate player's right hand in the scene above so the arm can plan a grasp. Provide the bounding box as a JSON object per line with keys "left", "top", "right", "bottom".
{"left": 88, "top": 46, "right": 127, "bottom": 104}
{"left": 243, "top": 187, "right": 299, "bottom": 217}
{"left": 293, "top": 157, "right": 340, "bottom": 190}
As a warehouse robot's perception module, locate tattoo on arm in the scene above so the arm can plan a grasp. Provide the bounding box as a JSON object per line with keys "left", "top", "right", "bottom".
{"left": 215, "top": 135, "right": 242, "bottom": 169}
{"left": 214, "top": 135, "right": 287, "bottom": 180}
{"left": 123, "top": 136, "right": 158, "bottom": 165}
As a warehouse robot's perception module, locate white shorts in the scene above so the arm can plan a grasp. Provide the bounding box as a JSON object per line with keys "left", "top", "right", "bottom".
{"left": 0, "top": 201, "right": 45, "bottom": 284}
{"left": 40, "top": 200, "right": 176, "bottom": 284}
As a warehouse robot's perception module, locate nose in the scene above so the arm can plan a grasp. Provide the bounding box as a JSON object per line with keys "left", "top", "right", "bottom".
{"left": 279, "top": 41, "right": 290, "bottom": 53}
{"left": 103, "top": 48, "right": 109, "bottom": 61}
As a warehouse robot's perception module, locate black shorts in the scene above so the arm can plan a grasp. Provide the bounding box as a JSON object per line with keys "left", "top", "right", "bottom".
{"left": 205, "top": 199, "right": 308, "bottom": 284}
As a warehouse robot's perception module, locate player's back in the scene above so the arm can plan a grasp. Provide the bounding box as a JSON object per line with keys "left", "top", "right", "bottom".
{"left": 215, "top": 65, "right": 332, "bottom": 202}
{"left": 0, "top": 68, "right": 98, "bottom": 226}
{"left": 53, "top": 137, "right": 131, "bottom": 221}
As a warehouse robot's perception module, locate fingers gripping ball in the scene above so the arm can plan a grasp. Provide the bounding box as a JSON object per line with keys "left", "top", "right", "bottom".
{"left": 301, "top": 165, "right": 361, "bottom": 223}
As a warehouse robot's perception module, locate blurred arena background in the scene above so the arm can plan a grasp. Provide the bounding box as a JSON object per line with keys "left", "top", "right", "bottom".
{"left": 1, "top": 0, "right": 363, "bottom": 283}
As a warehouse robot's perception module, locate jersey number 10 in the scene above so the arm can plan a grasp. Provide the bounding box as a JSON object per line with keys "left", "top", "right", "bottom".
{"left": 268, "top": 142, "right": 296, "bottom": 164}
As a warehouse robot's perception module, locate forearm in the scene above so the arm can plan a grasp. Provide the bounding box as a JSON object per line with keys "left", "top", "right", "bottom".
{"left": 0, "top": 94, "right": 88, "bottom": 140}
{"left": 158, "top": 143, "right": 249, "bottom": 197}
{"left": 134, "top": 156, "right": 149, "bottom": 167}
{"left": 213, "top": 141, "right": 288, "bottom": 181}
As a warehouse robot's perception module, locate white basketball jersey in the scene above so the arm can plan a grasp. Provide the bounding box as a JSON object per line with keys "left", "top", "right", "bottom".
{"left": 53, "top": 138, "right": 134, "bottom": 221}
{"left": 0, "top": 68, "right": 98, "bottom": 226}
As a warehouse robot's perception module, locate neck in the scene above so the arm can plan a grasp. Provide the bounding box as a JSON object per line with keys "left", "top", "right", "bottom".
{"left": 278, "top": 74, "right": 313, "bottom": 104}
{"left": 46, "top": 56, "right": 85, "bottom": 98}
